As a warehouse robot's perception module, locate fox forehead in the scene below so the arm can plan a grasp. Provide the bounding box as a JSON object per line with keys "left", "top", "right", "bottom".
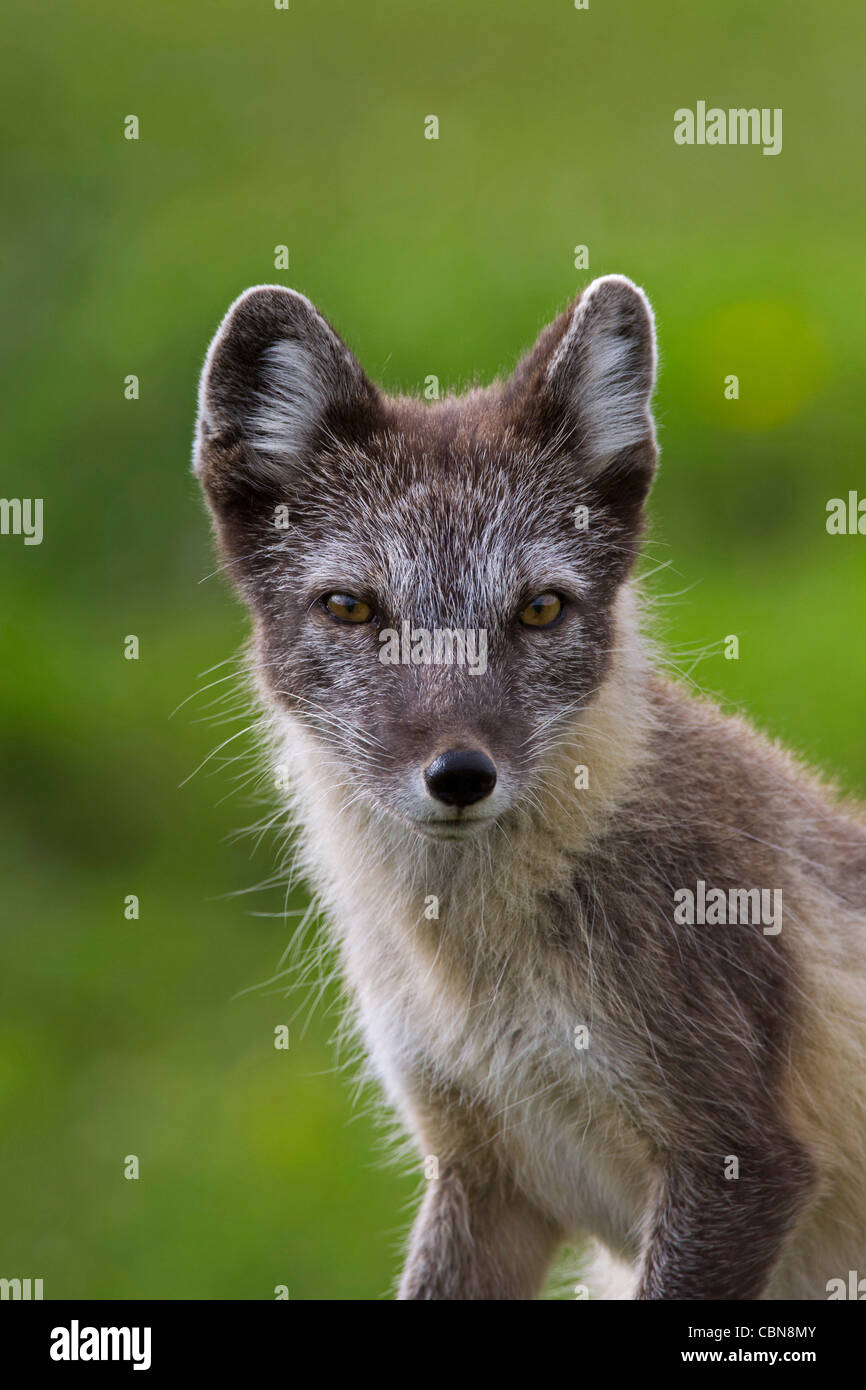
{"left": 281, "top": 432, "right": 598, "bottom": 622}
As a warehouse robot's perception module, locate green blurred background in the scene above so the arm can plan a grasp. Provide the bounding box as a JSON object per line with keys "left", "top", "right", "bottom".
{"left": 1, "top": 0, "right": 864, "bottom": 1299}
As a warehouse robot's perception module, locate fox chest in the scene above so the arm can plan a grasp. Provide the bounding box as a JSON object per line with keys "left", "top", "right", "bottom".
{"left": 345, "top": 921, "right": 654, "bottom": 1255}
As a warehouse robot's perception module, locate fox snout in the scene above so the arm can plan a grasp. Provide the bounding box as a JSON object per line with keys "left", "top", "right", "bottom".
{"left": 423, "top": 748, "right": 498, "bottom": 808}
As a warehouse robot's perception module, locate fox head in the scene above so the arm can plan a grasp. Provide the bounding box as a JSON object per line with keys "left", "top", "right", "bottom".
{"left": 194, "top": 276, "right": 658, "bottom": 841}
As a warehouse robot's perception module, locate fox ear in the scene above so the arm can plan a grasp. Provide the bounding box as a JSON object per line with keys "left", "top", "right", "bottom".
{"left": 507, "top": 276, "right": 658, "bottom": 511}
{"left": 194, "top": 285, "right": 377, "bottom": 503}
{"left": 546, "top": 275, "right": 657, "bottom": 478}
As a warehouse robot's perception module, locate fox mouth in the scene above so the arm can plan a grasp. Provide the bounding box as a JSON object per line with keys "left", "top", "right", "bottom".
{"left": 407, "top": 815, "right": 495, "bottom": 841}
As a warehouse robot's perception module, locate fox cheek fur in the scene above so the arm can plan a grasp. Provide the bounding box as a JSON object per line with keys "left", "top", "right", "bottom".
{"left": 194, "top": 277, "right": 866, "bottom": 1299}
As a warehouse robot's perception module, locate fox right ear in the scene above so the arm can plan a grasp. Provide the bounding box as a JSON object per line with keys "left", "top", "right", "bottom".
{"left": 194, "top": 286, "right": 378, "bottom": 505}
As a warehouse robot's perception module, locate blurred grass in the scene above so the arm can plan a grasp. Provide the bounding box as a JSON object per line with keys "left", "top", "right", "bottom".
{"left": 1, "top": 0, "right": 864, "bottom": 1298}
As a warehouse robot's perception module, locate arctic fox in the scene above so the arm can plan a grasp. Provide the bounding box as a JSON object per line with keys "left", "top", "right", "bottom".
{"left": 194, "top": 276, "right": 866, "bottom": 1299}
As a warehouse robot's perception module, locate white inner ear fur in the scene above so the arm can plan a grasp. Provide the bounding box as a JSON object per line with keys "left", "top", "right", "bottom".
{"left": 247, "top": 339, "right": 326, "bottom": 464}
{"left": 547, "top": 279, "right": 657, "bottom": 473}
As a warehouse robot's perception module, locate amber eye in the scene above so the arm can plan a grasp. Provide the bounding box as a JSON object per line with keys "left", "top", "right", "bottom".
{"left": 322, "top": 592, "right": 372, "bottom": 625}
{"left": 519, "top": 593, "right": 563, "bottom": 628}
{"left": 323, "top": 593, "right": 373, "bottom": 624}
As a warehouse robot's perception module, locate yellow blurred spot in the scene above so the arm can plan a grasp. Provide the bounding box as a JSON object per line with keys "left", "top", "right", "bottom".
{"left": 694, "top": 301, "right": 825, "bottom": 430}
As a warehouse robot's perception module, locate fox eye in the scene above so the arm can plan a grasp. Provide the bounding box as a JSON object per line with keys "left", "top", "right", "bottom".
{"left": 519, "top": 593, "right": 563, "bottom": 628}
{"left": 323, "top": 593, "right": 374, "bottom": 624}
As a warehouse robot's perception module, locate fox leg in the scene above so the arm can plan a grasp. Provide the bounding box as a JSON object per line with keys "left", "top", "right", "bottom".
{"left": 398, "top": 1160, "right": 562, "bottom": 1300}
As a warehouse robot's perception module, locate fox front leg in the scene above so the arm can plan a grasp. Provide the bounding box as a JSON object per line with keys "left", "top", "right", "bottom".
{"left": 636, "top": 1140, "right": 815, "bottom": 1300}
{"left": 398, "top": 1163, "right": 562, "bottom": 1301}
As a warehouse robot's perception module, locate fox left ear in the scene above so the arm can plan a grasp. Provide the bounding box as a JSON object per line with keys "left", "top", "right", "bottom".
{"left": 547, "top": 275, "right": 657, "bottom": 471}
{"left": 511, "top": 275, "right": 659, "bottom": 512}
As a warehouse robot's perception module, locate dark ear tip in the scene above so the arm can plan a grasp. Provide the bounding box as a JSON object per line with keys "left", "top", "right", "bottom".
{"left": 210, "top": 284, "right": 319, "bottom": 351}
{"left": 577, "top": 274, "right": 655, "bottom": 332}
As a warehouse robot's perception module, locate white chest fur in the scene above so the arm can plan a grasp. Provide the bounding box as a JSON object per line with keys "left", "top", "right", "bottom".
{"left": 339, "top": 886, "right": 653, "bottom": 1260}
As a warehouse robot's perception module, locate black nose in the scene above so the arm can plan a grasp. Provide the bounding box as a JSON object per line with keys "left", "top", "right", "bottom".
{"left": 424, "top": 749, "right": 497, "bottom": 808}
